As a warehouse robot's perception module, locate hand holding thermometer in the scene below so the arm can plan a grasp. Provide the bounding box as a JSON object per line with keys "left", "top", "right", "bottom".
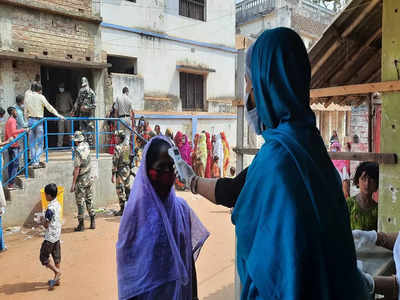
{"left": 168, "top": 147, "right": 187, "bottom": 184}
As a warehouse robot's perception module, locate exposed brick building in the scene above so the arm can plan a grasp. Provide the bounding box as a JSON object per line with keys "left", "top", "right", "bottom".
{"left": 0, "top": 0, "right": 108, "bottom": 146}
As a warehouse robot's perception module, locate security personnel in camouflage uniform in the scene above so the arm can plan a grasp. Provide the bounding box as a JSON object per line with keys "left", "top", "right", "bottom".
{"left": 73, "top": 77, "right": 96, "bottom": 145}
{"left": 112, "top": 130, "right": 134, "bottom": 216}
{"left": 70, "top": 131, "right": 96, "bottom": 231}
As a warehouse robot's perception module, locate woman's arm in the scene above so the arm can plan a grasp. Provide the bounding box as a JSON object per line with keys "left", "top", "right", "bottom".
{"left": 193, "top": 167, "right": 248, "bottom": 208}
{"left": 376, "top": 232, "right": 399, "bottom": 251}
{"left": 195, "top": 178, "right": 218, "bottom": 204}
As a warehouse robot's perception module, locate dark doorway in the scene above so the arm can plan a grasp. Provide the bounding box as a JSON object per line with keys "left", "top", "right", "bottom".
{"left": 40, "top": 66, "right": 93, "bottom": 148}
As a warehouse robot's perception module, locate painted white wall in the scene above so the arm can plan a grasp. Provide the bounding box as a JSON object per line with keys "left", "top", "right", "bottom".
{"left": 102, "top": 27, "right": 236, "bottom": 104}
{"left": 111, "top": 73, "right": 145, "bottom": 110}
{"left": 101, "top": 0, "right": 236, "bottom": 48}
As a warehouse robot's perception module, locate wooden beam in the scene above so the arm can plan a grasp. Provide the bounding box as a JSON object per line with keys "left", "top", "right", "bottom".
{"left": 311, "top": 0, "right": 380, "bottom": 77}
{"left": 329, "top": 28, "right": 382, "bottom": 84}
{"left": 233, "top": 148, "right": 259, "bottom": 155}
{"left": 0, "top": 50, "right": 109, "bottom": 69}
{"left": 310, "top": 80, "right": 400, "bottom": 98}
{"left": 233, "top": 148, "right": 398, "bottom": 164}
{"left": 329, "top": 152, "right": 397, "bottom": 164}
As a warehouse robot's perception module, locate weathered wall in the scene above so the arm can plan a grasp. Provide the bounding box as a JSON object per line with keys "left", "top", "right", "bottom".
{"left": 32, "top": 0, "right": 94, "bottom": 15}
{"left": 0, "top": 5, "right": 102, "bottom": 64}
{"left": 3, "top": 155, "right": 116, "bottom": 227}
{"left": 111, "top": 73, "right": 144, "bottom": 111}
{"left": 207, "top": 100, "right": 237, "bottom": 114}
{"left": 101, "top": 0, "right": 236, "bottom": 48}
{"left": 0, "top": 59, "right": 40, "bottom": 109}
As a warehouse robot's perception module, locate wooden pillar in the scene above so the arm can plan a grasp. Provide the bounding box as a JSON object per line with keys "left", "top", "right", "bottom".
{"left": 379, "top": 0, "right": 400, "bottom": 232}
{"left": 235, "top": 50, "right": 245, "bottom": 300}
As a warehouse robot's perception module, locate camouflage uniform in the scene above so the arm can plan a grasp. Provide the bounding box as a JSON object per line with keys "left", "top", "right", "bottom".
{"left": 113, "top": 142, "right": 133, "bottom": 209}
{"left": 74, "top": 141, "right": 95, "bottom": 220}
{"left": 75, "top": 87, "right": 96, "bottom": 144}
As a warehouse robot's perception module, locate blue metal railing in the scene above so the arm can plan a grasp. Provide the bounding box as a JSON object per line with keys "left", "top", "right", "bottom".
{"left": 0, "top": 117, "right": 145, "bottom": 187}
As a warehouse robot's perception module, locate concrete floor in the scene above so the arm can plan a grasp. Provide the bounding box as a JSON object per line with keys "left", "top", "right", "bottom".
{"left": 0, "top": 192, "right": 235, "bottom": 300}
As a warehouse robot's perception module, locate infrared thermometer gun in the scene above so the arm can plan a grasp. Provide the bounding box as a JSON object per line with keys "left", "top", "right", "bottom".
{"left": 168, "top": 147, "right": 186, "bottom": 184}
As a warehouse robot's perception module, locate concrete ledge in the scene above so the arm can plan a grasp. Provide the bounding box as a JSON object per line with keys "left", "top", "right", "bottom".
{"left": 3, "top": 155, "right": 116, "bottom": 227}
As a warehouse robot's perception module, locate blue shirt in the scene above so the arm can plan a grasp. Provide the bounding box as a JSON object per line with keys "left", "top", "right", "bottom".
{"left": 15, "top": 106, "right": 27, "bottom": 129}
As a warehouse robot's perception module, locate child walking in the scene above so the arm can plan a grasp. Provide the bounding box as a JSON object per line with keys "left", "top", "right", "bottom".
{"left": 40, "top": 183, "right": 62, "bottom": 289}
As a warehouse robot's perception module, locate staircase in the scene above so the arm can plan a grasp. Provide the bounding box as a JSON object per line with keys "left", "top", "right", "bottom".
{"left": 3, "top": 152, "right": 115, "bottom": 228}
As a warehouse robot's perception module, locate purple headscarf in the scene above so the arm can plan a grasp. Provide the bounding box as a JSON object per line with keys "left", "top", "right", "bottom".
{"left": 116, "top": 135, "right": 209, "bottom": 300}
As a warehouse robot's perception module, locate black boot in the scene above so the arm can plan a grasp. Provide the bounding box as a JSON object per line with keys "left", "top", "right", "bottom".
{"left": 90, "top": 215, "right": 96, "bottom": 229}
{"left": 114, "top": 203, "right": 125, "bottom": 216}
{"left": 74, "top": 219, "right": 84, "bottom": 232}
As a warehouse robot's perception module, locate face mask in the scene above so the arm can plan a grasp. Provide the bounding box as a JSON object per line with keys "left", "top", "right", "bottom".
{"left": 0, "top": 117, "right": 4, "bottom": 122}
{"left": 59, "top": 88, "right": 65, "bottom": 93}
{"left": 331, "top": 148, "right": 337, "bottom": 152}
{"left": 19, "top": 104, "right": 24, "bottom": 109}
{"left": 148, "top": 169, "right": 176, "bottom": 193}
{"left": 245, "top": 92, "right": 263, "bottom": 135}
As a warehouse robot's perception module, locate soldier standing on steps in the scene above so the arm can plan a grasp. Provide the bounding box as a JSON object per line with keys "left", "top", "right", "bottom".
{"left": 70, "top": 131, "right": 95, "bottom": 231}
{"left": 73, "top": 77, "right": 96, "bottom": 145}
{"left": 112, "top": 130, "right": 134, "bottom": 216}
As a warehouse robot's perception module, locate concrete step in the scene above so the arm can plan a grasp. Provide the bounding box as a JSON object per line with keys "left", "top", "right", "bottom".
{"left": 5, "top": 177, "right": 36, "bottom": 202}
{"left": 28, "top": 165, "right": 47, "bottom": 178}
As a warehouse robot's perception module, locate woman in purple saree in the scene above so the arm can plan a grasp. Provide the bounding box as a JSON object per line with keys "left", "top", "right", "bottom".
{"left": 116, "top": 136, "right": 209, "bottom": 300}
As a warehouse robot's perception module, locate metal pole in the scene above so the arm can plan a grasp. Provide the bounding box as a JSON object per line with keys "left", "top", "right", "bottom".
{"left": 24, "top": 134, "right": 28, "bottom": 178}
{"left": 71, "top": 119, "right": 75, "bottom": 160}
{"left": 234, "top": 49, "right": 246, "bottom": 300}
{"left": 95, "top": 119, "right": 99, "bottom": 159}
{"left": 0, "top": 155, "right": 3, "bottom": 184}
{"left": 192, "top": 116, "right": 198, "bottom": 141}
{"left": 44, "top": 119, "right": 49, "bottom": 163}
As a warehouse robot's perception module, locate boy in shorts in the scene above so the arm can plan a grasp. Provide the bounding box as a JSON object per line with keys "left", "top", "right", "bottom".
{"left": 40, "top": 183, "right": 62, "bottom": 289}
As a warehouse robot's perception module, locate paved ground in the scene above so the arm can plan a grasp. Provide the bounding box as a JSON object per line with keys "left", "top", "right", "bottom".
{"left": 0, "top": 192, "right": 235, "bottom": 300}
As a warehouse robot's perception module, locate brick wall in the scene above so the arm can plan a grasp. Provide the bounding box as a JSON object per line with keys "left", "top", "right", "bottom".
{"left": 6, "top": 6, "right": 98, "bottom": 63}
{"left": 9, "top": 0, "right": 93, "bottom": 16}
{"left": 0, "top": 60, "right": 40, "bottom": 109}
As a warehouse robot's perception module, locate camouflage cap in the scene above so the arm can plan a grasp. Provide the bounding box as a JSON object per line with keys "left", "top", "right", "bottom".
{"left": 72, "top": 131, "right": 85, "bottom": 142}
{"left": 115, "top": 130, "right": 126, "bottom": 139}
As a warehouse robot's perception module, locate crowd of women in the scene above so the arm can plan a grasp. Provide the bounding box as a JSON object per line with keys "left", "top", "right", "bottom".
{"left": 109, "top": 114, "right": 233, "bottom": 180}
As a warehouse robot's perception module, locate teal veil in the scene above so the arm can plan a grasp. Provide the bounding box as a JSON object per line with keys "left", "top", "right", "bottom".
{"left": 232, "top": 28, "right": 367, "bottom": 300}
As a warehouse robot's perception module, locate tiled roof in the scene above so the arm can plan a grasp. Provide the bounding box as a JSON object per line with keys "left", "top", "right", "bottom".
{"left": 291, "top": 13, "right": 327, "bottom": 37}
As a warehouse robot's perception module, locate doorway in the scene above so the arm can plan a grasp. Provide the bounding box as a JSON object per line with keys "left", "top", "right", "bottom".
{"left": 40, "top": 66, "right": 93, "bottom": 148}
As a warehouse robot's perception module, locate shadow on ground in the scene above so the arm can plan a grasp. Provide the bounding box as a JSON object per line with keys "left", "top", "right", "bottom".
{"left": 104, "top": 217, "right": 121, "bottom": 223}
{"left": 202, "top": 283, "right": 235, "bottom": 300}
{"left": 0, "top": 282, "right": 49, "bottom": 295}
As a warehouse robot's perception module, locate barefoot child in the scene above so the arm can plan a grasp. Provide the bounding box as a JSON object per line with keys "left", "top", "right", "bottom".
{"left": 40, "top": 183, "right": 62, "bottom": 289}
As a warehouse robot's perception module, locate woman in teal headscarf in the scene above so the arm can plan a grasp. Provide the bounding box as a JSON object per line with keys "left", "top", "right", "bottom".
{"left": 231, "top": 28, "right": 369, "bottom": 299}
{"left": 175, "top": 28, "right": 371, "bottom": 299}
